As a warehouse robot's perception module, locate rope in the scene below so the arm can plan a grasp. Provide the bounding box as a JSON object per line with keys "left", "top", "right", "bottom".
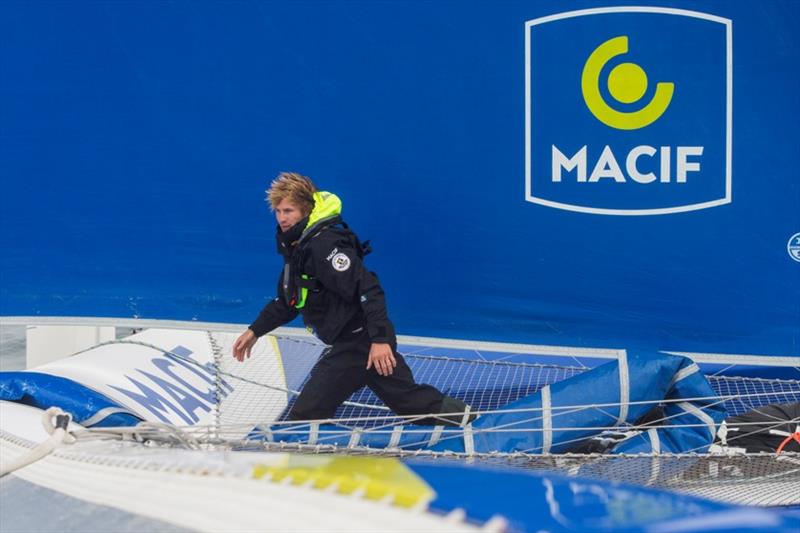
{"left": 52, "top": 332, "right": 800, "bottom": 455}
{"left": 69, "top": 337, "right": 797, "bottom": 424}
{"left": 0, "top": 408, "right": 76, "bottom": 477}
{"left": 79, "top": 339, "right": 391, "bottom": 412}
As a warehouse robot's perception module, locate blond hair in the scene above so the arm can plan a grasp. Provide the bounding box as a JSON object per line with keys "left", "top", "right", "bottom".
{"left": 266, "top": 172, "right": 317, "bottom": 215}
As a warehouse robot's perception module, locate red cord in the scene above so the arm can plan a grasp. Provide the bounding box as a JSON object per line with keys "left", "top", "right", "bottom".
{"left": 775, "top": 429, "right": 800, "bottom": 454}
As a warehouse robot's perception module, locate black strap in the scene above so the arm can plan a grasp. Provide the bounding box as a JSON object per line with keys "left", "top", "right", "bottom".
{"left": 294, "top": 275, "right": 320, "bottom": 290}
{"left": 360, "top": 239, "right": 372, "bottom": 257}
{"left": 338, "top": 220, "right": 372, "bottom": 258}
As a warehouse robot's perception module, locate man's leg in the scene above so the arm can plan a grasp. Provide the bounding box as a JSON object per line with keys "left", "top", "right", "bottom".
{"left": 288, "top": 344, "right": 368, "bottom": 421}
{"left": 366, "top": 348, "right": 472, "bottom": 425}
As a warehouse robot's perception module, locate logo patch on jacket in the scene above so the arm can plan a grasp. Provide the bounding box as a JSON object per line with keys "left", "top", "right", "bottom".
{"left": 331, "top": 252, "right": 351, "bottom": 272}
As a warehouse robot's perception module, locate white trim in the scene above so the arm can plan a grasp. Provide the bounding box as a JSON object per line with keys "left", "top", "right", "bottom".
{"left": 726, "top": 17, "right": 734, "bottom": 207}
{"left": 260, "top": 425, "right": 274, "bottom": 443}
{"left": 663, "top": 351, "right": 799, "bottom": 367}
{"left": 463, "top": 424, "right": 475, "bottom": 456}
{"left": 525, "top": 7, "right": 731, "bottom": 27}
{"left": 668, "top": 363, "right": 701, "bottom": 390}
{"left": 308, "top": 423, "right": 319, "bottom": 446}
{"left": 399, "top": 334, "right": 621, "bottom": 358}
{"left": 647, "top": 428, "right": 662, "bottom": 485}
{"left": 2, "top": 316, "right": 798, "bottom": 366}
{"left": 460, "top": 405, "right": 472, "bottom": 427}
{"left": 525, "top": 13, "right": 532, "bottom": 203}
{"left": 347, "top": 428, "right": 362, "bottom": 449}
{"left": 2, "top": 316, "right": 250, "bottom": 333}
{"left": 647, "top": 428, "right": 661, "bottom": 454}
{"left": 428, "top": 425, "right": 444, "bottom": 447}
{"left": 388, "top": 426, "right": 403, "bottom": 449}
{"left": 541, "top": 386, "right": 553, "bottom": 453}
{"left": 525, "top": 197, "right": 732, "bottom": 217}
{"left": 677, "top": 401, "right": 717, "bottom": 439}
{"left": 524, "top": 6, "right": 733, "bottom": 216}
{"left": 616, "top": 351, "right": 629, "bottom": 426}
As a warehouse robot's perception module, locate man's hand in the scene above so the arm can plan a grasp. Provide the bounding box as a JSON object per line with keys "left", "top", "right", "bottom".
{"left": 232, "top": 329, "right": 257, "bottom": 362}
{"left": 366, "top": 343, "right": 397, "bottom": 376}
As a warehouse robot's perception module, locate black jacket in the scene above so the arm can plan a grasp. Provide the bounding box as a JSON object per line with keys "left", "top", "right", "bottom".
{"left": 249, "top": 218, "right": 395, "bottom": 346}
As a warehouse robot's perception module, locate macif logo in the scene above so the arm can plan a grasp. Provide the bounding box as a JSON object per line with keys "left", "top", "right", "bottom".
{"left": 581, "top": 35, "right": 674, "bottom": 131}
{"left": 525, "top": 7, "right": 732, "bottom": 215}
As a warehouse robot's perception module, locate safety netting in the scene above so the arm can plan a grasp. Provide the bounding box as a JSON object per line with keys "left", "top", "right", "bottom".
{"left": 201, "top": 332, "right": 800, "bottom": 507}
{"left": 213, "top": 333, "right": 798, "bottom": 429}
{"left": 4, "top": 329, "right": 796, "bottom": 508}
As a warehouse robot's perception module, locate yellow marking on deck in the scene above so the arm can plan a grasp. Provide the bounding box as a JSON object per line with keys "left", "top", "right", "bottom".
{"left": 252, "top": 455, "right": 434, "bottom": 508}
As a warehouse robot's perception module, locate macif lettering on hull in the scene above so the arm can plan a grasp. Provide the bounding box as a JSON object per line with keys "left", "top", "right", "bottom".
{"left": 109, "top": 345, "right": 234, "bottom": 425}
{"left": 525, "top": 8, "right": 731, "bottom": 215}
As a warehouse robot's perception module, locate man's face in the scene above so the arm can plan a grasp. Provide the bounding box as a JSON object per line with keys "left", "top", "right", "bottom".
{"left": 275, "top": 198, "right": 305, "bottom": 232}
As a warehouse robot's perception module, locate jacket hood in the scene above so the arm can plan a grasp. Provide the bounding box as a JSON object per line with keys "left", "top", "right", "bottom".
{"left": 300, "top": 191, "right": 342, "bottom": 242}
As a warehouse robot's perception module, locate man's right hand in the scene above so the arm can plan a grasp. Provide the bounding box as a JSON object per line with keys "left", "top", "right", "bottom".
{"left": 232, "top": 329, "right": 257, "bottom": 362}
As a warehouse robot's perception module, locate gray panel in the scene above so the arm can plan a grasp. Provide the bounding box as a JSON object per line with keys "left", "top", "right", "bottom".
{"left": 0, "top": 476, "right": 193, "bottom": 533}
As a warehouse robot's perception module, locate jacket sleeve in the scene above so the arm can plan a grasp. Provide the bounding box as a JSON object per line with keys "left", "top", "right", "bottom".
{"left": 249, "top": 272, "right": 299, "bottom": 338}
{"left": 307, "top": 242, "right": 396, "bottom": 344}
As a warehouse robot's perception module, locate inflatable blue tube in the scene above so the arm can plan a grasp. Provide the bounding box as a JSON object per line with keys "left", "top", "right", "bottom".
{"left": 437, "top": 350, "right": 727, "bottom": 454}
{"left": 0, "top": 371, "right": 142, "bottom": 427}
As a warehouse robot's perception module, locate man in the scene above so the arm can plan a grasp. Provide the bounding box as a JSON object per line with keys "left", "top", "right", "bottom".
{"left": 233, "top": 172, "right": 470, "bottom": 425}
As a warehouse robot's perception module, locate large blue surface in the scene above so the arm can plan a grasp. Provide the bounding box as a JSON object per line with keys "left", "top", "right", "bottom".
{"left": 1, "top": 1, "right": 798, "bottom": 355}
{"left": 409, "top": 461, "right": 797, "bottom": 532}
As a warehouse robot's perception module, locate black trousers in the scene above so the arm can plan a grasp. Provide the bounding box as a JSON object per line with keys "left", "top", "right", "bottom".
{"left": 288, "top": 330, "right": 460, "bottom": 424}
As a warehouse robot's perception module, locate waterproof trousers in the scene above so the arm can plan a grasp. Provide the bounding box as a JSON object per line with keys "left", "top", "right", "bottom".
{"left": 288, "top": 329, "right": 466, "bottom": 424}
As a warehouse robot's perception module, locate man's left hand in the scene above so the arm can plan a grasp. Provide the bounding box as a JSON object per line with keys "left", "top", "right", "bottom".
{"left": 366, "top": 343, "right": 397, "bottom": 376}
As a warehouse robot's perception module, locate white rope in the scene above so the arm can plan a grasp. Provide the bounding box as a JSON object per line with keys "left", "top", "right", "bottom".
{"left": 261, "top": 390, "right": 796, "bottom": 427}
{"left": 82, "top": 339, "right": 391, "bottom": 411}
{"left": 0, "top": 408, "right": 75, "bottom": 477}
{"left": 256, "top": 395, "right": 730, "bottom": 453}
{"left": 79, "top": 338, "right": 797, "bottom": 430}
{"left": 127, "top": 394, "right": 774, "bottom": 454}
{"left": 79, "top": 407, "right": 136, "bottom": 428}
{"left": 39, "top": 334, "right": 799, "bottom": 457}
{"left": 683, "top": 417, "right": 800, "bottom": 455}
